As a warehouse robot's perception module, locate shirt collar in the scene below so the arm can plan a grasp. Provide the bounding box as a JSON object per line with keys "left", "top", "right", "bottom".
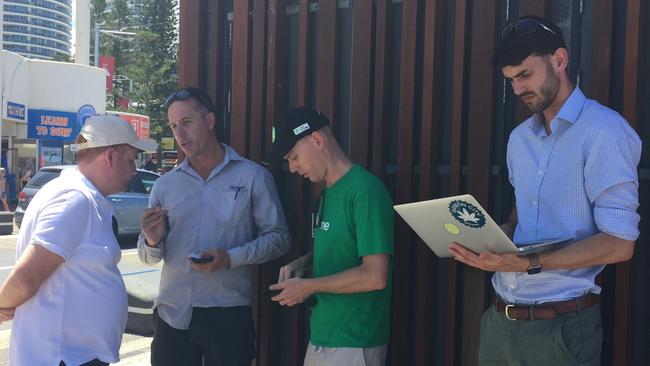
{"left": 176, "top": 144, "right": 244, "bottom": 178}
{"left": 555, "top": 87, "right": 587, "bottom": 124}
{"left": 528, "top": 87, "right": 587, "bottom": 137}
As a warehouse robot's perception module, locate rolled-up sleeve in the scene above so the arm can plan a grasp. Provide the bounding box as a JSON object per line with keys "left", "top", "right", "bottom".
{"left": 228, "top": 168, "right": 291, "bottom": 268}
{"left": 137, "top": 233, "right": 165, "bottom": 264}
{"left": 592, "top": 182, "right": 640, "bottom": 241}
{"left": 585, "top": 119, "right": 642, "bottom": 242}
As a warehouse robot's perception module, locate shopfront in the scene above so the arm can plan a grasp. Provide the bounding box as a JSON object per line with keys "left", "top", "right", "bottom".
{"left": 1, "top": 51, "right": 106, "bottom": 200}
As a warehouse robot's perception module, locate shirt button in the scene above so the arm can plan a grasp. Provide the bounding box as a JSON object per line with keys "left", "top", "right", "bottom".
{"left": 510, "top": 284, "right": 516, "bottom": 289}
{"left": 538, "top": 170, "right": 544, "bottom": 175}
{"left": 532, "top": 201, "right": 538, "bottom": 206}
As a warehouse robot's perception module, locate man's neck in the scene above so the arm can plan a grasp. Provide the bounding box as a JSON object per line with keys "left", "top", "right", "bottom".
{"left": 78, "top": 164, "right": 111, "bottom": 197}
{"left": 542, "top": 83, "right": 574, "bottom": 132}
{"left": 324, "top": 150, "right": 353, "bottom": 187}
{"left": 189, "top": 142, "right": 225, "bottom": 180}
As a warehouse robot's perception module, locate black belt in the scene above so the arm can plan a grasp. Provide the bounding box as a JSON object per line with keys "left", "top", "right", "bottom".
{"left": 495, "top": 293, "right": 599, "bottom": 321}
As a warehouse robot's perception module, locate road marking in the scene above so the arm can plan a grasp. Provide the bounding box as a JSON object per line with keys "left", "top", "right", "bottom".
{"left": 122, "top": 269, "right": 159, "bottom": 276}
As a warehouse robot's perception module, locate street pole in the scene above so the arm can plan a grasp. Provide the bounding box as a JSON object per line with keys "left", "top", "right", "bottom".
{"left": 94, "top": 27, "right": 136, "bottom": 67}
{"left": 94, "top": 23, "right": 101, "bottom": 67}
{"left": 74, "top": 0, "right": 90, "bottom": 65}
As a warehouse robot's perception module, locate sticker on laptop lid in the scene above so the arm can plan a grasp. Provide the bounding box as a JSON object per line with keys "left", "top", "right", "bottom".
{"left": 449, "top": 200, "right": 486, "bottom": 228}
{"left": 444, "top": 223, "right": 461, "bottom": 235}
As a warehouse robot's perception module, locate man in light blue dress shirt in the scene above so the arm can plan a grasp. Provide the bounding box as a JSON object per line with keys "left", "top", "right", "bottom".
{"left": 138, "top": 87, "right": 291, "bottom": 366}
{"left": 449, "top": 16, "right": 641, "bottom": 366}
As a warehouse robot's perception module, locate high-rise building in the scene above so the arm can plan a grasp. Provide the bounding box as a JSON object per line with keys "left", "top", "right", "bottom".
{"left": 3, "top": 0, "right": 72, "bottom": 60}
{"left": 105, "top": 0, "right": 146, "bottom": 24}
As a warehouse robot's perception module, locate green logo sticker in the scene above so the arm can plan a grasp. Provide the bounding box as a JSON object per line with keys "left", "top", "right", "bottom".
{"left": 449, "top": 200, "right": 486, "bottom": 228}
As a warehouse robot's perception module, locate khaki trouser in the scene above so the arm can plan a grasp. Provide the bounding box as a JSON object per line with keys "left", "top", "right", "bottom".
{"left": 304, "top": 342, "right": 387, "bottom": 366}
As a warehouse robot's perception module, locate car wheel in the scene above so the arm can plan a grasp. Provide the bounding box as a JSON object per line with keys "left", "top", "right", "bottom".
{"left": 112, "top": 217, "right": 119, "bottom": 237}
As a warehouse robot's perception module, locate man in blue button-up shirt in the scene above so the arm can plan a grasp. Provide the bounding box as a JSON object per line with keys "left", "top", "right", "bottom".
{"left": 449, "top": 16, "right": 641, "bottom": 366}
{"left": 138, "top": 87, "right": 290, "bottom": 366}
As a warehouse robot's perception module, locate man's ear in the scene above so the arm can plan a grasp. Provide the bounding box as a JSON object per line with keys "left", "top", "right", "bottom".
{"left": 552, "top": 48, "right": 569, "bottom": 72}
{"left": 104, "top": 147, "right": 118, "bottom": 168}
{"left": 206, "top": 112, "right": 216, "bottom": 131}
{"left": 310, "top": 131, "right": 325, "bottom": 149}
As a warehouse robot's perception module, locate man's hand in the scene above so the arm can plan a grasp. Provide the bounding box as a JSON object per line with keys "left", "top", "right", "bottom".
{"left": 277, "top": 255, "right": 311, "bottom": 283}
{"left": 269, "top": 278, "right": 315, "bottom": 307}
{"left": 141, "top": 208, "right": 168, "bottom": 246}
{"left": 0, "top": 307, "right": 14, "bottom": 323}
{"left": 448, "top": 242, "right": 528, "bottom": 272}
{"left": 189, "top": 249, "right": 230, "bottom": 272}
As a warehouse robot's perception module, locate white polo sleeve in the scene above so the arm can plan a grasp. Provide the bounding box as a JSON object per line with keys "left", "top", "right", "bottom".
{"left": 30, "top": 190, "right": 92, "bottom": 261}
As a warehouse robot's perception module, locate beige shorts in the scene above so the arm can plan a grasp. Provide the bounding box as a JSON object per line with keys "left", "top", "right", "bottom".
{"left": 303, "top": 342, "right": 387, "bottom": 366}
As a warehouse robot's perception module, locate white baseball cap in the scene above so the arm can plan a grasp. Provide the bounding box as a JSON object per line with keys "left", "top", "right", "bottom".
{"left": 75, "top": 115, "right": 158, "bottom": 152}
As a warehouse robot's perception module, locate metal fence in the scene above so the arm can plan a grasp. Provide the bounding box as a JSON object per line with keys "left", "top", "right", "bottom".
{"left": 178, "top": 0, "right": 649, "bottom": 364}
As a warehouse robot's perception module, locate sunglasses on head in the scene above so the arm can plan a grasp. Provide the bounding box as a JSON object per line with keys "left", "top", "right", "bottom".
{"left": 500, "top": 18, "right": 557, "bottom": 41}
{"left": 164, "top": 88, "right": 215, "bottom": 113}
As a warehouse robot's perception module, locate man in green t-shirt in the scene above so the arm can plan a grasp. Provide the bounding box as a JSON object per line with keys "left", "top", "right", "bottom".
{"left": 265, "top": 107, "right": 394, "bottom": 366}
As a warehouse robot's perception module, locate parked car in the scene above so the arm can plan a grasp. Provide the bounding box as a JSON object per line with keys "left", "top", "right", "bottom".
{"left": 14, "top": 166, "right": 160, "bottom": 237}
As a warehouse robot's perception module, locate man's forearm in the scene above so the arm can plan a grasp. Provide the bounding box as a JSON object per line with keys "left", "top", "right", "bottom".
{"left": 0, "top": 244, "right": 64, "bottom": 308}
{"left": 307, "top": 254, "right": 389, "bottom": 294}
{"left": 299, "top": 252, "right": 313, "bottom": 271}
{"left": 0, "top": 268, "right": 46, "bottom": 308}
{"left": 227, "top": 229, "right": 290, "bottom": 268}
{"left": 540, "top": 232, "right": 634, "bottom": 270}
{"left": 308, "top": 267, "right": 385, "bottom": 294}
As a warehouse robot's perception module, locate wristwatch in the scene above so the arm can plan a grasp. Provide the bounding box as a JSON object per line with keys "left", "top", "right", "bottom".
{"left": 526, "top": 253, "right": 542, "bottom": 275}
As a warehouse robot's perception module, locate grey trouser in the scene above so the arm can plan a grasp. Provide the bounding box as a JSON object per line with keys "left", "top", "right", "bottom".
{"left": 304, "top": 342, "right": 387, "bottom": 366}
{"left": 479, "top": 304, "right": 602, "bottom": 366}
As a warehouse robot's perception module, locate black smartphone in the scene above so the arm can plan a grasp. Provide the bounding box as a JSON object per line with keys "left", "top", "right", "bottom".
{"left": 190, "top": 255, "right": 214, "bottom": 264}
{"left": 264, "top": 289, "right": 282, "bottom": 297}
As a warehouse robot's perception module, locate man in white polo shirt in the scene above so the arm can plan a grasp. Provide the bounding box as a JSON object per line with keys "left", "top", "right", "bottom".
{"left": 0, "top": 115, "right": 157, "bottom": 366}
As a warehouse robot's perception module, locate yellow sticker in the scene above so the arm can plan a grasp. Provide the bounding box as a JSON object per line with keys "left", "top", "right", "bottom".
{"left": 445, "top": 223, "right": 460, "bottom": 235}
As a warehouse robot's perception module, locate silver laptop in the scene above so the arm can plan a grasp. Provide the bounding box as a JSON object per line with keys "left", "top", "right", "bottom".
{"left": 394, "top": 194, "right": 572, "bottom": 258}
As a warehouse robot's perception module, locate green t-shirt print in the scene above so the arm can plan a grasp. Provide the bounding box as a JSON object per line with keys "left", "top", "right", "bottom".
{"left": 310, "top": 165, "right": 394, "bottom": 348}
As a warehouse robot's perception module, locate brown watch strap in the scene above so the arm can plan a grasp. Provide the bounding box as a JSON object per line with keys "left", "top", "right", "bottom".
{"left": 526, "top": 253, "right": 541, "bottom": 274}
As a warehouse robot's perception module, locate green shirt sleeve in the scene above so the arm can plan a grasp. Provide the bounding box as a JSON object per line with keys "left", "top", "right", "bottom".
{"left": 352, "top": 176, "right": 394, "bottom": 257}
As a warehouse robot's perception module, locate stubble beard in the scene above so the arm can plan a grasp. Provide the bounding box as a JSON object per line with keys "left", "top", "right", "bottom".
{"left": 525, "top": 64, "right": 561, "bottom": 113}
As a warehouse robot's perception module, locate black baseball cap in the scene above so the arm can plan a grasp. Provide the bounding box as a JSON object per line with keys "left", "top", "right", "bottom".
{"left": 263, "top": 107, "right": 330, "bottom": 165}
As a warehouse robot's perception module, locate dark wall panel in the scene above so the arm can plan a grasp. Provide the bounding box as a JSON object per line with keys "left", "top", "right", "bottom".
{"left": 178, "top": 1, "right": 650, "bottom": 365}
{"left": 230, "top": 0, "right": 251, "bottom": 154}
